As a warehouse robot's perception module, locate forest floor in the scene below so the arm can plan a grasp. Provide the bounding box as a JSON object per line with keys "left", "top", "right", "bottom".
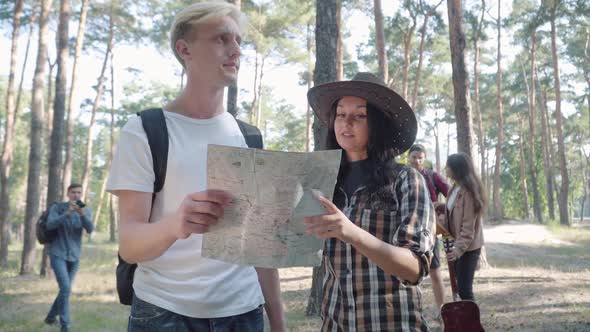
{"left": 1, "top": 219, "right": 589, "bottom": 331}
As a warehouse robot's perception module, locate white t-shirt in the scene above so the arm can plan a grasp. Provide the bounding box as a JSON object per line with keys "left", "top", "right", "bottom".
{"left": 106, "top": 110, "right": 264, "bottom": 318}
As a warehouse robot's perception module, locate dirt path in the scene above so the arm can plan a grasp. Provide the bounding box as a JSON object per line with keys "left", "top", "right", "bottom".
{"left": 277, "top": 221, "right": 590, "bottom": 331}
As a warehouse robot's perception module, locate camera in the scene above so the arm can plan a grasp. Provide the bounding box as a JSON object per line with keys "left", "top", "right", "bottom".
{"left": 76, "top": 200, "right": 86, "bottom": 208}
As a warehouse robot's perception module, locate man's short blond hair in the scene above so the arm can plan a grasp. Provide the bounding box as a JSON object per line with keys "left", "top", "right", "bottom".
{"left": 170, "top": 1, "right": 246, "bottom": 67}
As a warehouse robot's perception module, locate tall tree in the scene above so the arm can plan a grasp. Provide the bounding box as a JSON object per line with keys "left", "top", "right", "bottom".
{"left": 492, "top": 0, "right": 503, "bottom": 221}
{"left": 373, "top": 0, "right": 388, "bottom": 83}
{"left": 81, "top": 1, "right": 114, "bottom": 202}
{"left": 93, "top": 53, "right": 117, "bottom": 232}
{"left": 21, "top": 0, "right": 53, "bottom": 275}
{"left": 47, "top": 0, "right": 71, "bottom": 210}
{"left": 549, "top": 0, "right": 569, "bottom": 225}
{"left": 306, "top": 20, "right": 314, "bottom": 152}
{"left": 411, "top": 0, "right": 443, "bottom": 109}
{"left": 447, "top": 0, "right": 474, "bottom": 155}
{"left": 0, "top": 0, "right": 24, "bottom": 267}
{"left": 226, "top": 0, "right": 241, "bottom": 117}
{"left": 307, "top": 0, "right": 338, "bottom": 317}
{"left": 518, "top": 115, "right": 530, "bottom": 219}
{"left": 393, "top": 1, "right": 418, "bottom": 99}
{"left": 469, "top": 0, "right": 486, "bottom": 185}
{"left": 524, "top": 26, "right": 543, "bottom": 223}
{"left": 336, "top": 0, "right": 343, "bottom": 80}
{"left": 62, "top": 0, "right": 90, "bottom": 198}
{"left": 538, "top": 82, "right": 556, "bottom": 220}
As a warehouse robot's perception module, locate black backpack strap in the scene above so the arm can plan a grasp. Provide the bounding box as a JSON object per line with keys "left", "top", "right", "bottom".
{"left": 236, "top": 119, "right": 263, "bottom": 149}
{"left": 138, "top": 108, "right": 169, "bottom": 193}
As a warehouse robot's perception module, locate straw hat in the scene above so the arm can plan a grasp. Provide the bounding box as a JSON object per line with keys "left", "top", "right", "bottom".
{"left": 307, "top": 72, "right": 417, "bottom": 155}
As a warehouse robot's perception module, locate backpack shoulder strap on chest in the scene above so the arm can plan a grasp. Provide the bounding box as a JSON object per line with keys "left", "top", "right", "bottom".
{"left": 235, "top": 119, "right": 263, "bottom": 149}
{"left": 137, "top": 108, "right": 168, "bottom": 193}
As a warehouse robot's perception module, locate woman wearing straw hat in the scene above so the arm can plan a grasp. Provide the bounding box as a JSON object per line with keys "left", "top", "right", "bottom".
{"left": 305, "top": 72, "right": 436, "bottom": 331}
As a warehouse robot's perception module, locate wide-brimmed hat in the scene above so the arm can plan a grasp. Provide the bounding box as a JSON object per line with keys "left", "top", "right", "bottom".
{"left": 307, "top": 72, "right": 417, "bottom": 155}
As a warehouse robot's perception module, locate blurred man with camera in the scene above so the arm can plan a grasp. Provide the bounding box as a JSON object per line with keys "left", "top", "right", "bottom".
{"left": 44, "top": 183, "right": 94, "bottom": 332}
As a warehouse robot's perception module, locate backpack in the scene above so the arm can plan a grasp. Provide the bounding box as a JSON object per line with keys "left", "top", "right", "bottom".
{"left": 115, "top": 108, "right": 263, "bottom": 305}
{"left": 36, "top": 202, "right": 59, "bottom": 245}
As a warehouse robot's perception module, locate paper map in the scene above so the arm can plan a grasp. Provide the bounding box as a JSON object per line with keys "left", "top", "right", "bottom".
{"left": 202, "top": 145, "right": 342, "bottom": 268}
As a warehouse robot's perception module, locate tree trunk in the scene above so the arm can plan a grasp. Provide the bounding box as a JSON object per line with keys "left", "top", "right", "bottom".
{"left": 249, "top": 51, "right": 259, "bottom": 125}
{"left": 21, "top": 0, "right": 53, "bottom": 275}
{"left": 540, "top": 89, "right": 557, "bottom": 220}
{"left": 47, "top": 0, "right": 71, "bottom": 210}
{"left": 550, "top": 2, "right": 569, "bottom": 226}
{"left": 524, "top": 29, "right": 543, "bottom": 223}
{"left": 492, "top": 1, "right": 503, "bottom": 222}
{"left": 109, "top": 195, "right": 117, "bottom": 242}
{"left": 446, "top": 0, "right": 474, "bottom": 156}
{"left": 81, "top": 14, "right": 114, "bottom": 202}
{"left": 411, "top": 0, "right": 443, "bottom": 109}
{"left": 518, "top": 116, "right": 530, "bottom": 220}
{"left": 374, "top": 0, "right": 388, "bottom": 83}
{"left": 336, "top": 0, "right": 343, "bottom": 81}
{"left": 581, "top": 171, "right": 588, "bottom": 223}
{"left": 401, "top": 18, "right": 416, "bottom": 101}
{"left": 93, "top": 50, "right": 117, "bottom": 234}
{"left": 0, "top": 0, "right": 24, "bottom": 268}
{"left": 63, "top": 0, "right": 90, "bottom": 198}
{"left": 255, "top": 57, "right": 265, "bottom": 129}
{"left": 307, "top": 0, "right": 338, "bottom": 316}
{"left": 16, "top": 6, "right": 38, "bottom": 114}
{"left": 40, "top": 58, "right": 55, "bottom": 277}
{"left": 473, "top": 0, "right": 486, "bottom": 187}
{"left": 306, "top": 22, "right": 313, "bottom": 152}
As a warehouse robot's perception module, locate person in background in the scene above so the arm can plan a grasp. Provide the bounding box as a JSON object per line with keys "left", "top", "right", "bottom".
{"left": 44, "top": 183, "right": 93, "bottom": 332}
{"left": 443, "top": 152, "right": 486, "bottom": 301}
{"left": 408, "top": 143, "right": 450, "bottom": 320}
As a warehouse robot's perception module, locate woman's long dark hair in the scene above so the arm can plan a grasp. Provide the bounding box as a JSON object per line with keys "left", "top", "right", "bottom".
{"left": 325, "top": 100, "right": 401, "bottom": 203}
{"left": 446, "top": 152, "right": 487, "bottom": 218}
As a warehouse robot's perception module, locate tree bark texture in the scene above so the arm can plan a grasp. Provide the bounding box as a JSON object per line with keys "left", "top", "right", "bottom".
{"left": 550, "top": 2, "right": 569, "bottom": 226}
{"left": 519, "top": 116, "right": 530, "bottom": 219}
{"left": 21, "top": 0, "right": 53, "bottom": 275}
{"left": 524, "top": 30, "right": 543, "bottom": 223}
{"left": 47, "top": 0, "right": 71, "bottom": 209}
{"left": 374, "top": 0, "right": 388, "bottom": 83}
{"left": 446, "top": 0, "right": 474, "bottom": 156}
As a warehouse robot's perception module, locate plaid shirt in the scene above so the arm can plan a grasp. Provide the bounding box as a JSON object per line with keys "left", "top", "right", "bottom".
{"left": 321, "top": 166, "right": 435, "bottom": 332}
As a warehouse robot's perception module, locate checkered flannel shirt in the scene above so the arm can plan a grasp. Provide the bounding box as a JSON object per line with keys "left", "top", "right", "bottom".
{"left": 321, "top": 166, "right": 436, "bottom": 332}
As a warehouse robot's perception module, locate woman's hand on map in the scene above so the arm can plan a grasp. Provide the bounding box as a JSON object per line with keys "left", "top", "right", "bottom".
{"left": 304, "top": 195, "right": 360, "bottom": 244}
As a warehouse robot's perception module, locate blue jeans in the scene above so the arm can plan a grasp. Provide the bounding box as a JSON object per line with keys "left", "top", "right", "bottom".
{"left": 128, "top": 294, "right": 264, "bottom": 332}
{"left": 46, "top": 256, "right": 80, "bottom": 327}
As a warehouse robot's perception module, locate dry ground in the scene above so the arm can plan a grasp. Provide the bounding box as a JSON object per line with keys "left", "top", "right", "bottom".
{"left": 1, "top": 220, "right": 589, "bottom": 331}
